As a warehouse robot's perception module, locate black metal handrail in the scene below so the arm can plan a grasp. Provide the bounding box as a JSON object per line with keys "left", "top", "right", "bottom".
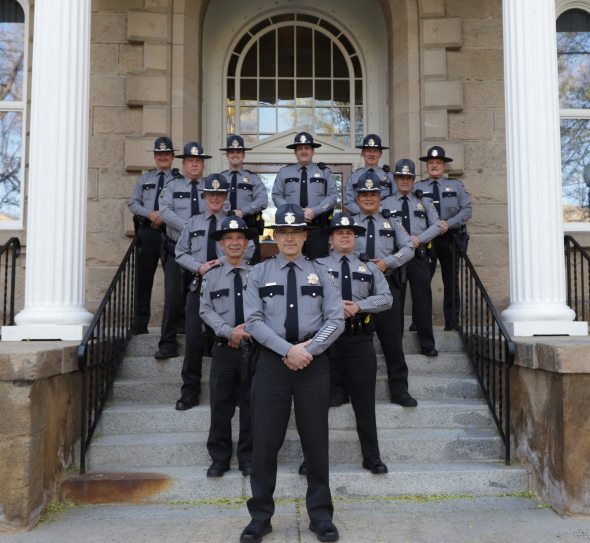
{"left": 0, "top": 237, "right": 21, "bottom": 331}
{"left": 451, "top": 234, "right": 515, "bottom": 465}
{"left": 564, "top": 235, "right": 590, "bottom": 321}
{"left": 78, "top": 236, "right": 141, "bottom": 474}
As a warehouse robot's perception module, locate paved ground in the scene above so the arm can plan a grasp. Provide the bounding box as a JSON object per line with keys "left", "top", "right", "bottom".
{"left": 2, "top": 496, "right": 590, "bottom": 542}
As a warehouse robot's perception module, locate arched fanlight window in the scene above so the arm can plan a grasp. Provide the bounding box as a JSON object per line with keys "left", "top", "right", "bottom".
{"left": 226, "top": 14, "right": 364, "bottom": 147}
{"left": 0, "top": 0, "right": 26, "bottom": 225}
{"left": 558, "top": 8, "right": 590, "bottom": 224}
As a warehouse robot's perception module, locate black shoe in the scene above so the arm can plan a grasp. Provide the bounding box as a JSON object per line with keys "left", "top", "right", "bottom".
{"left": 239, "top": 519, "right": 272, "bottom": 543}
{"left": 298, "top": 461, "right": 307, "bottom": 476}
{"left": 132, "top": 327, "right": 149, "bottom": 336}
{"left": 309, "top": 520, "right": 339, "bottom": 542}
{"left": 362, "top": 458, "right": 388, "bottom": 474}
{"left": 444, "top": 322, "right": 457, "bottom": 331}
{"left": 154, "top": 348, "right": 178, "bottom": 359}
{"left": 207, "top": 461, "right": 230, "bottom": 477}
{"left": 409, "top": 322, "right": 417, "bottom": 332}
{"left": 239, "top": 461, "right": 253, "bottom": 476}
{"left": 330, "top": 393, "right": 350, "bottom": 408}
{"left": 421, "top": 348, "right": 438, "bottom": 357}
{"left": 390, "top": 392, "right": 418, "bottom": 407}
{"left": 175, "top": 395, "right": 199, "bottom": 410}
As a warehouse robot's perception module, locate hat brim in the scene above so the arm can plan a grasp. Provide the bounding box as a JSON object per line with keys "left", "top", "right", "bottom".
{"left": 270, "top": 223, "right": 309, "bottom": 229}
{"left": 203, "top": 189, "right": 229, "bottom": 193}
{"left": 419, "top": 155, "right": 453, "bottom": 163}
{"left": 154, "top": 148, "right": 177, "bottom": 152}
{"left": 175, "top": 154, "right": 213, "bottom": 160}
{"left": 393, "top": 172, "right": 417, "bottom": 177}
{"left": 355, "top": 144, "right": 389, "bottom": 150}
{"left": 322, "top": 224, "right": 366, "bottom": 236}
{"left": 209, "top": 227, "right": 257, "bottom": 241}
{"left": 219, "top": 147, "right": 253, "bottom": 152}
{"left": 355, "top": 188, "right": 382, "bottom": 193}
{"left": 286, "top": 142, "right": 322, "bottom": 149}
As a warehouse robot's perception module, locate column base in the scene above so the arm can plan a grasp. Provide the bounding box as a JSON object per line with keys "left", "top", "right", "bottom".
{"left": 503, "top": 320, "right": 588, "bottom": 337}
{"left": 1, "top": 324, "right": 90, "bottom": 342}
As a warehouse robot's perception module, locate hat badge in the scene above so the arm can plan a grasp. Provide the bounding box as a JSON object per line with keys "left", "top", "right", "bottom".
{"left": 191, "top": 146, "right": 199, "bottom": 155}
{"left": 159, "top": 142, "right": 167, "bottom": 150}
{"left": 299, "top": 134, "right": 307, "bottom": 143}
{"left": 383, "top": 221, "right": 391, "bottom": 229}
{"left": 212, "top": 179, "right": 220, "bottom": 189}
{"left": 229, "top": 220, "right": 239, "bottom": 229}
{"left": 231, "top": 139, "right": 240, "bottom": 148}
{"left": 341, "top": 217, "right": 350, "bottom": 226}
{"left": 366, "top": 179, "right": 374, "bottom": 189}
{"left": 284, "top": 212, "right": 296, "bottom": 224}
{"left": 307, "top": 273, "right": 319, "bottom": 285}
{"left": 402, "top": 165, "right": 410, "bottom": 174}
{"left": 431, "top": 149, "right": 439, "bottom": 157}
{"left": 368, "top": 138, "right": 375, "bottom": 146}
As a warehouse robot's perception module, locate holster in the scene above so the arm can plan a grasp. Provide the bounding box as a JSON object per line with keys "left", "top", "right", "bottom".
{"left": 415, "top": 244, "right": 427, "bottom": 259}
{"left": 203, "top": 324, "right": 214, "bottom": 358}
{"left": 241, "top": 337, "right": 260, "bottom": 381}
{"left": 311, "top": 209, "right": 334, "bottom": 229}
{"left": 132, "top": 215, "right": 145, "bottom": 235}
{"left": 244, "top": 213, "right": 265, "bottom": 235}
{"left": 160, "top": 232, "right": 169, "bottom": 263}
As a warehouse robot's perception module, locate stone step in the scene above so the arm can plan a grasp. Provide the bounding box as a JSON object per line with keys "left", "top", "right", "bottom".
{"left": 64, "top": 462, "right": 528, "bottom": 504}
{"left": 117, "top": 352, "right": 473, "bottom": 380}
{"left": 110, "top": 374, "right": 482, "bottom": 405}
{"left": 97, "top": 399, "right": 493, "bottom": 435}
{"left": 86, "top": 427, "right": 504, "bottom": 470}
{"left": 127, "top": 329, "right": 464, "bottom": 357}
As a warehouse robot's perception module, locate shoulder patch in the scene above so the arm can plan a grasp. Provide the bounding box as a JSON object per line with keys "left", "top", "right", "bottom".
{"left": 159, "top": 187, "right": 166, "bottom": 198}
{"left": 243, "top": 270, "right": 251, "bottom": 292}
{"left": 200, "top": 277, "right": 207, "bottom": 297}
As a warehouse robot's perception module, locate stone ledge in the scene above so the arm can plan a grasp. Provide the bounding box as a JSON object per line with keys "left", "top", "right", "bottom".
{"left": 0, "top": 341, "right": 79, "bottom": 381}
{"left": 514, "top": 336, "right": 590, "bottom": 374}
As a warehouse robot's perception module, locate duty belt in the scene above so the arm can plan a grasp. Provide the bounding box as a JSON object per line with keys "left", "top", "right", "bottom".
{"left": 213, "top": 335, "right": 230, "bottom": 346}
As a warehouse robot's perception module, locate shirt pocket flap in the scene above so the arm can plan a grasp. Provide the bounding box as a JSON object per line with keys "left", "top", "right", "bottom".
{"left": 330, "top": 271, "right": 339, "bottom": 278}
{"left": 259, "top": 285, "right": 285, "bottom": 298}
{"left": 310, "top": 177, "right": 326, "bottom": 184}
{"left": 442, "top": 191, "right": 457, "bottom": 197}
{"left": 301, "top": 285, "right": 324, "bottom": 297}
{"left": 174, "top": 192, "right": 191, "bottom": 199}
{"left": 142, "top": 183, "right": 156, "bottom": 190}
{"left": 210, "top": 288, "right": 230, "bottom": 301}
{"left": 238, "top": 183, "right": 253, "bottom": 191}
{"left": 285, "top": 178, "right": 299, "bottom": 183}
{"left": 190, "top": 230, "right": 206, "bottom": 238}
{"left": 379, "top": 229, "right": 395, "bottom": 237}
{"left": 414, "top": 211, "right": 427, "bottom": 218}
{"left": 352, "top": 272, "right": 373, "bottom": 283}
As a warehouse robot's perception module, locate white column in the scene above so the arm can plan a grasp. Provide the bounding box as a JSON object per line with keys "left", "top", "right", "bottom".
{"left": 2, "top": 0, "right": 93, "bottom": 341}
{"left": 500, "top": 0, "right": 586, "bottom": 336}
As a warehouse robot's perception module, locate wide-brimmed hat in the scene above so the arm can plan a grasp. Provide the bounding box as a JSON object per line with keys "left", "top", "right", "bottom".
{"left": 286, "top": 132, "right": 322, "bottom": 149}
{"left": 209, "top": 215, "right": 257, "bottom": 241}
{"left": 153, "top": 136, "right": 176, "bottom": 152}
{"left": 219, "top": 135, "right": 252, "bottom": 152}
{"left": 355, "top": 134, "right": 389, "bottom": 150}
{"left": 393, "top": 158, "right": 417, "bottom": 177}
{"left": 419, "top": 145, "right": 453, "bottom": 163}
{"left": 322, "top": 212, "right": 366, "bottom": 236}
{"left": 203, "top": 174, "right": 229, "bottom": 192}
{"left": 355, "top": 171, "right": 382, "bottom": 192}
{"left": 175, "top": 142, "right": 212, "bottom": 160}
{"left": 271, "top": 204, "right": 309, "bottom": 228}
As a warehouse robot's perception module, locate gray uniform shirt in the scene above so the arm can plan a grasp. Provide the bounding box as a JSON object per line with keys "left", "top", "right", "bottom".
{"left": 413, "top": 177, "right": 472, "bottom": 229}
{"left": 221, "top": 168, "right": 268, "bottom": 217}
{"left": 272, "top": 162, "right": 337, "bottom": 218}
{"left": 316, "top": 250, "right": 392, "bottom": 313}
{"left": 343, "top": 166, "right": 394, "bottom": 215}
{"left": 128, "top": 168, "right": 174, "bottom": 219}
{"left": 352, "top": 211, "right": 415, "bottom": 270}
{"left": 175, "top": 210, "right": 255, "bottom": 274}
{"left": 159, "top": 174, "right": 205, "bottom": 241}
{"left": 244, "top": 253, "right": 345, "bottom": 357}
{"left": 199, "top": 256, "right": 254, "bottom": 340}
{"left": 382, "top": 190, "right": 442, "bottom": 244}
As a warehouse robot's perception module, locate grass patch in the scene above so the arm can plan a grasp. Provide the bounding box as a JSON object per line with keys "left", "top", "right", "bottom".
{"left": 39, "top": 502, "right": 77, "bottom": 524}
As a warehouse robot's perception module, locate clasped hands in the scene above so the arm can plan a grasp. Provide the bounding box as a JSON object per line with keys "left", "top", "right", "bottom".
{"left": 283, "top": 339, "right": 313, "bottom": 371}
{"left": 229, "top": 323, "right": 250, "bottom": 349}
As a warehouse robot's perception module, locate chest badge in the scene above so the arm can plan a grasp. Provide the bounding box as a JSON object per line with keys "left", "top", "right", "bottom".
{"left": 243, "top": 177, "right": 249, "bottom": 183}
{"left": 307, "top": 273, "right": 319, "bottom": 285}
{"left": 445, "top": 186, "right": 452, "bottom": 192}
{"left": 383, "top": 221, "right": 391, "bottom": 229}
{"left": 382, "top": 175, "right": 388, "bottom": 182}
{"left": 357, "top": 265, "right": 367, "bottom": 273}
{"left": 417, "top": 203, "right": 424, "bottom": 211}
{"left": 314, "top": 172, "right": 321, "bottom": 178}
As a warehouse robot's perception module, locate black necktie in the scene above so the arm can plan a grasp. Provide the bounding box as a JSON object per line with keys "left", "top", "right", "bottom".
{"left": 207, "top": 215, "right": 217, "bottom": 261}
{"left": 300, "top": 166, "right": 308, "bottom": 208}
{"left": 341, "top": 255, "right": 352, "bottom": 302}
{"left": 190, "top": 180, "right": 200, "bottom": 216}
{"left": 366, "top": 216, "right": 375, "bottom": 259}
{"left": 401, "top": 196, "right": 411, "bottom": 235}
{"left": 154, "top": 172, "right": 165, "bottom": 211}
{"left": 232, "top": 269, "right": 244, "bottom": 326}
{"left": 432, "top": 182, "right": 441, "bottom": 216}
{"left": 230, "top": 171, "right": 238, "bottom": 210}
{"left": 285, "top": 262, "right": 299, "bottom": 342}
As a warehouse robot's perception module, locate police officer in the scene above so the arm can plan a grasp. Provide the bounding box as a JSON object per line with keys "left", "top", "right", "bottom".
{"left": 383, "top": 159, "right": 441, "bottom": 356}
{"left": 156, "top": 142, "right": 211, "bottom": 359}
{"left": 220, "top": 135, "right": 268, "bottom": 263}
{"left": 414, "top": 146, "right": 472, "bottom": 331}
{"left": 240, "top": 204, "right": 344, "bottom": 543}
{"left": 128, "top": 136, "right": 176, "bottom": 335}
{"left": 175, "top": 174, "right": 255, "bottom": 410}
{"left": 342, "top": 134, "right": 394, "bottom": 215}
{"left": 271, "top": 132, "right": 337, "bottom": 259}
{"left": 199, "top": 216, "right": 256, "bottom": 477}
{"left": 317, "top": 213, "right": 392, "bottom": 475}
{"left": 352, "top": 172, "right": 417, "bottom": 407}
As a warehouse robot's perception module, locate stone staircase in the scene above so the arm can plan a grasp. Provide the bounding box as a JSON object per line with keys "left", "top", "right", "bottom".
{"left": 82, "top": 328, "right": 529, "bottom": 502}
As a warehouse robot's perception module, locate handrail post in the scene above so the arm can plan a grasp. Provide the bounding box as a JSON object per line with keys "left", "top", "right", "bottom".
{"left": 452, "top": 240, "right": 457, "bottom": 330}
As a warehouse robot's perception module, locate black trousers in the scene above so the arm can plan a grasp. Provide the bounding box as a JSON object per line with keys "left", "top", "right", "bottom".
{"left": 207, "top": 344, "right": 252, "bottom": 465}
{"left": 303, "top": 227, "right": 330, "bottom": 259}
{"left": 158, "top": 250, "right": 187, "bottom": 351}
{"left": 375, "top": 282, "right": 409, "bottom": 396}
{"left": 329, "top": 334, "right": 380, "bottom": 462}
{"left": 429, "top": 235, "right": 455, "bottom": 325}
{"left": 248, "top": 347, "right": 333, "bottom": 524}
{"left": 135, "top": 225, "right": 163, "bottom": 332}
{"left": 403, "top": 255, "right": 435, "bottom": 351}
{"left": 250, "top": 229, "right": 261, "bottom": 264}
{"left": 180, "top": 290, "right": 205, "bottom": 397}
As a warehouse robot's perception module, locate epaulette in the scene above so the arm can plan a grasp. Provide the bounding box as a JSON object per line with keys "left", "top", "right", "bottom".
{"left": 221, "top": 169, "right": 229, "bottom": 174}
{"left": 244, "top": 169, "right": 255, "bottom": 175}
{"left": 382, "top": 165, "right": 390, "bottom": 173}
{"left": 353, "top": 167, "right": 362, "bottom": 173}
{"left": 245, "top": 260, "right": 256, "bottom": 266}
